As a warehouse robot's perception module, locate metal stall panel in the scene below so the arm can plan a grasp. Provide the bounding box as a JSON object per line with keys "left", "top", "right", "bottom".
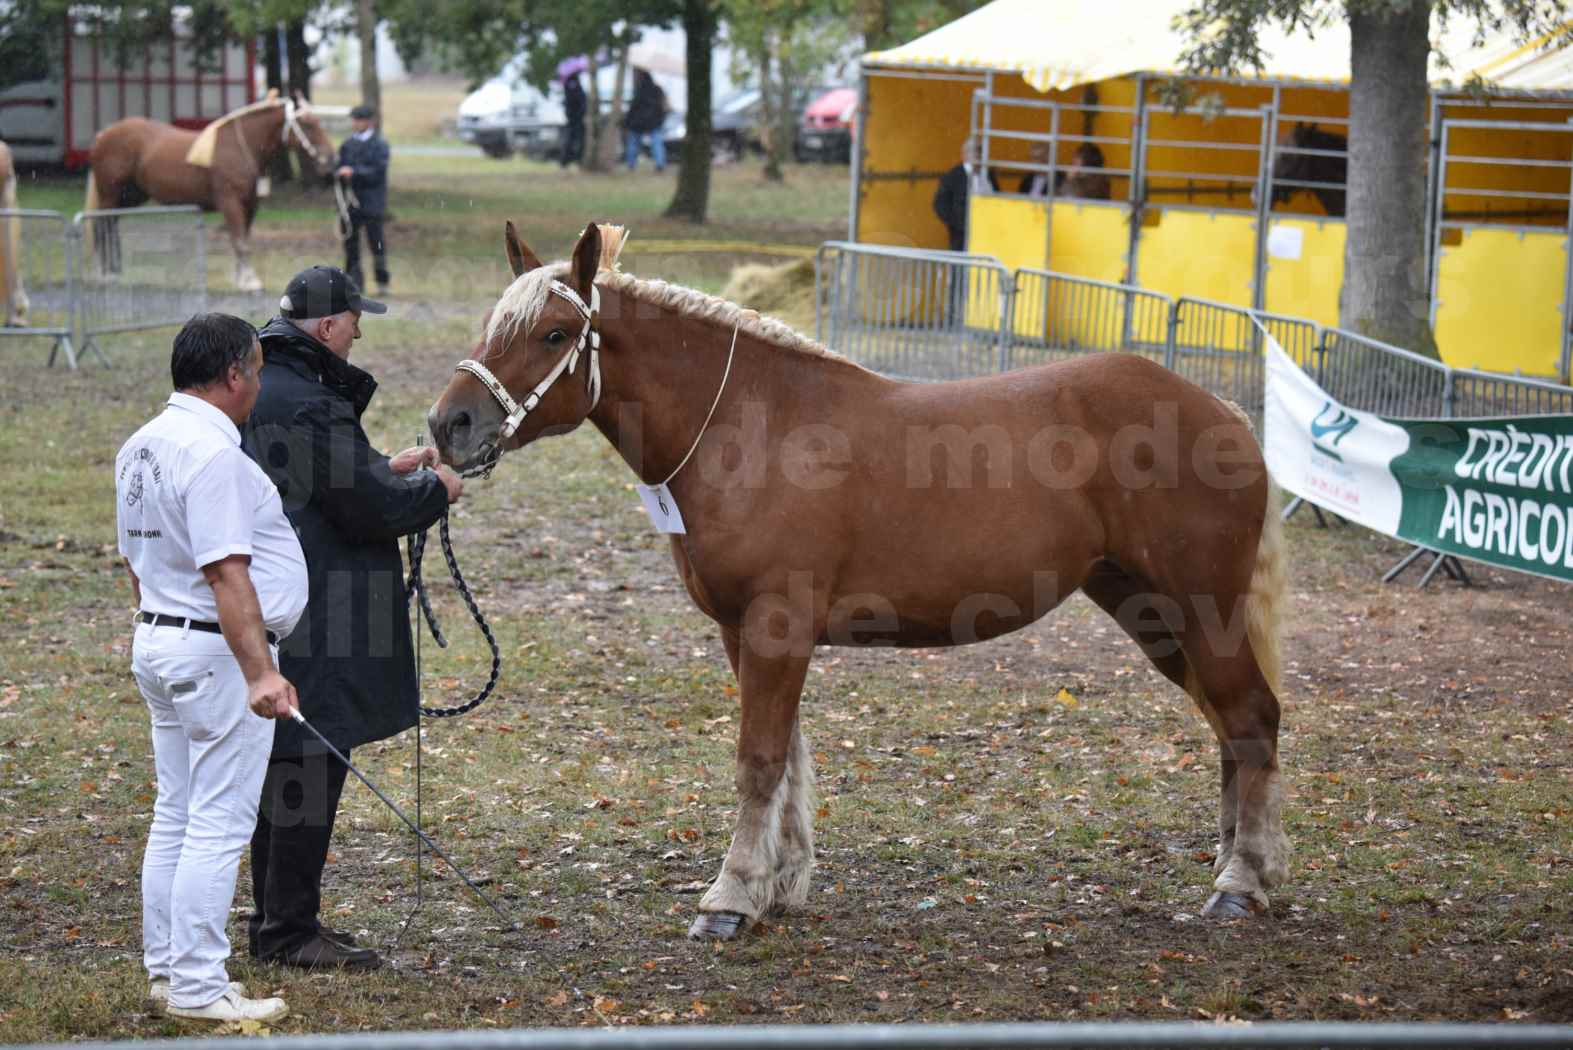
{"left": 857, "top": 69, "right": 983, "bottom": 251}
{"left": 1135, "top": 209, "right": 1259, "bottom": 307}
{"left": 1434, "top": 225, "right": 1567, "bottom": 378}
{"left": 1048, "top": 201, "right": 1130, "bottom": 285}
{"left": 1010, "top": 268, "right": 1171, "bottom": 370}
{"left": 0, "top": 209, "right": 76, "bottom": 366}
{"left": 1262, "top": 217, "right": 1345, "bottom": 329}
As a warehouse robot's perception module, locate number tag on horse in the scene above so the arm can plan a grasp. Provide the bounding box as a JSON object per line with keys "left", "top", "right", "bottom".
{"left": 635, "top": 483, "right": 686, "bottom": 534}
{"left": 256, "top": 176, "right": 272, "bottom": 198}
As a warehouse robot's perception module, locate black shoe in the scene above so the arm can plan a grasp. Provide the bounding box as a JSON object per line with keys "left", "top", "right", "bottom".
{"left": 317, "top": 923, "right": 360, "bottom": 948}
{"left": 274, "top": 933, "right": 382, "bottom": 971}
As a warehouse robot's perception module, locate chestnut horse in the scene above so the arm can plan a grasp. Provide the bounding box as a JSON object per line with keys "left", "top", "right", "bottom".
{"left": 0, "top": 140, "right": 26, "bottom": 327}
{"left": 84, "top": 92, "right": 337, "bottom": 291}
{"left": 428, "top": 222, "right": 1292, "bottom": 939}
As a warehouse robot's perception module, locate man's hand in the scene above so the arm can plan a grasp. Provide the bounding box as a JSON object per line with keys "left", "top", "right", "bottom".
{"left": 248, "top": 668, "right": 299, "bottom": 720}
{"left": 389, "top": 445, "right": 440, "bottom": 475}
{"left": 336, "top": 165, "right": 353, "bottom": 179}
{"left": 436, "top": 464, "right": 464, "bottom": 504}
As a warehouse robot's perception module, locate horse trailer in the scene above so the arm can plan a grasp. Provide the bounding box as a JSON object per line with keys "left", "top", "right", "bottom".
{"left": 0, "top": 15, "right": 255, "bottom": 170}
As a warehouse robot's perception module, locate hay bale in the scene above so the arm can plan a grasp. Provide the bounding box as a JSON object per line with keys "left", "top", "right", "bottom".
{"left": 721, "top": 258, "right": 816, "bottom": 335}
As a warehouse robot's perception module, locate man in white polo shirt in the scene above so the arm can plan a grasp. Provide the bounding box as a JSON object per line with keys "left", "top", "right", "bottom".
{"left": 116, "top": 313, "right": 307, "bottom": 1024}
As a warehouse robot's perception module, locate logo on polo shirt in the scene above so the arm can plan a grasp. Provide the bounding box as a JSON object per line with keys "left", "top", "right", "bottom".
{"left": 119, "top": 447, "right": 164, "bottom": 508}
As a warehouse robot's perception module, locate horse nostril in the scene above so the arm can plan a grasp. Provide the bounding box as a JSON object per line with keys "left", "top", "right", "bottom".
{"left": 450, "top": 410, "right": 471, "bottom": 439}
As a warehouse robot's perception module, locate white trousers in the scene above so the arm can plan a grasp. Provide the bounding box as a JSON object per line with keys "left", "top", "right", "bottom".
{"left": 132, "top": 622, "right": 274, "bottom": 1009}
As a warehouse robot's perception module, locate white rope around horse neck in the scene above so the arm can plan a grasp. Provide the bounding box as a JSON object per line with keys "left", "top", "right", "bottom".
{"left": 659, "top": 320, "right": 739, "bottom": 488}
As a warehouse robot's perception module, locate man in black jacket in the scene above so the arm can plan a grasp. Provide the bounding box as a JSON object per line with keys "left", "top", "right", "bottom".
{"left": 243, "top": 265, "right": 463, "bottom": 970}
{"left": 336, "top": 105, "right": 391, "bottom": 295}
{"left": 932, "top": 137, "right": 998, "bottom": 252}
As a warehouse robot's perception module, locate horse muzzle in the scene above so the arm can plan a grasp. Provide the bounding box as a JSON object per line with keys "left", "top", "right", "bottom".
{"left": 428, "top": 396, "right": 503, "bottom": 474}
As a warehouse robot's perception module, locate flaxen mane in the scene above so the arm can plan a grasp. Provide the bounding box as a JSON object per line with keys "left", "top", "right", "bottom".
{"left": 484, "top": 226, "right": 856, "bottom": 369}
{"left": 185, "top": 90, "right": 282, "bottom": 167}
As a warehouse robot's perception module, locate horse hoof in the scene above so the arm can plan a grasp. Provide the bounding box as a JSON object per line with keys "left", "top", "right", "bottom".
{"left": 1202, "top": 891, "right": 1263, "bottom": 919}
{"left": 687, "top": 911, "right": 749, "bottom": 940}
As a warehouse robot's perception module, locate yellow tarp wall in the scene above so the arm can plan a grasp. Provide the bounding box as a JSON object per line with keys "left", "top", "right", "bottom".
{"left": 1133, "top": 209, "right": 1258, "bottom": 307}
{"left": 1262, "top": 218, "right": 1345, "bottom": 329}
{"left": 1435, "top": 226, "right": 1568, "bottom": 377}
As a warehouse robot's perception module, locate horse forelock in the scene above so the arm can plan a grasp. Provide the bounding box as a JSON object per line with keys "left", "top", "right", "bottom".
{"left": 483, "top": 265, "right": 853, "bottom": 367}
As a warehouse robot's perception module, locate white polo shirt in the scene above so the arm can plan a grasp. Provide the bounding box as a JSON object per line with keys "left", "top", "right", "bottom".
{"left": 116, "top": 392, "right": 308, "bottom": 639}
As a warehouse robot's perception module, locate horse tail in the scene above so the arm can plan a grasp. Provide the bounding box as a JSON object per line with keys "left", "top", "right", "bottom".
{"left": 1214, "top": 397, "right": 1286, "bottom": 695}
{"left": 1246, "top": 479, "right": 1287, "bottom": 696}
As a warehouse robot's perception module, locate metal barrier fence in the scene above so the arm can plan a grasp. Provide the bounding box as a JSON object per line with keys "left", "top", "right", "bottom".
{"left": 814, "top": 243, "right": 1573, "bottom": 424}
{"left": 815, "top": 241, "right": 1014, "bottom": 381}
{"left": 73, "top": 205, "right": 207, "bottom": 365}
{"left": 1010, "top": 269, "right": 1170, "bottom": 367}
{"left": 0, "top": 209, "right": 76, "bottom": 366}
{"left": 10, "top": 1021, "right": 1573, "bottom": 1050}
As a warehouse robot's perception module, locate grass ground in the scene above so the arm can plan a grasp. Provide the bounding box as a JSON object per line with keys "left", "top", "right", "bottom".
{"left": 1, "top": 148, "right": 1571, "bottom": 1042}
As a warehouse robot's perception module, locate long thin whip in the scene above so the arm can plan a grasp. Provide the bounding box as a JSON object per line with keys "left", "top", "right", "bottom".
{"left": 288, "top": 708, "right": 518, "bottom": 932}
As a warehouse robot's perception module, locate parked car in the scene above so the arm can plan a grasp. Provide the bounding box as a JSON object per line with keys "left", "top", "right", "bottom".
{"left": 457, "top": 60, "right": 685, "bottom": 162}
{"left": 794, "top": 86, "right": 856, "bottom": 164}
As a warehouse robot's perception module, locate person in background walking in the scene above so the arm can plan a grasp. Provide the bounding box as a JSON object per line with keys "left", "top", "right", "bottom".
{"left": 623, "top": 68, "right": 668, "bottom": 172}
{"left": 336, "top": 105, "right": 391, "bottom": 295}
{"left": 118, "top": 313, "right": 305, "bottom": 1024}
{"left": 561, "top": 72, "right": 587, "bottom": 170}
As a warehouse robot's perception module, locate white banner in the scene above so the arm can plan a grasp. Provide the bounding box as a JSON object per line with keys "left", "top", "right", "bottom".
{"left": 1262, "top": 336, "right": 1410, "bottom": 535}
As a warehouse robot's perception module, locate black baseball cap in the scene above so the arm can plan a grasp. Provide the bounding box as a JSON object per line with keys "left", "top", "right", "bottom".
{"left": 350, "top": 104, "right": 376, "bottom": 120}
{"left": 278, "top": 265, "right": 386, "bottom": 319}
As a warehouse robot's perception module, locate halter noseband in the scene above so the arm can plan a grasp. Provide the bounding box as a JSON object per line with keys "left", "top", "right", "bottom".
{"left": 281, "top": 99, "right": 328, "bottom": 168}
{"left": 453, "top": 280, "right": 602, "bottom": 461}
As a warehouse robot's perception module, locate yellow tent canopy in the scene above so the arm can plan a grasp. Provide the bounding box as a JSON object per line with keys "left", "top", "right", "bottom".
{"left": 862, "top": 0, "right": 1573, "bottom": 93}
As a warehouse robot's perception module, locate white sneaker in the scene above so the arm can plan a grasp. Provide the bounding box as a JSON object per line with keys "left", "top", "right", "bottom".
{"left": 166, "top": 987, "right": 289, "bottom": 1024}
{"left": 147, "top": 978, "right": 246, "bottom": 1015}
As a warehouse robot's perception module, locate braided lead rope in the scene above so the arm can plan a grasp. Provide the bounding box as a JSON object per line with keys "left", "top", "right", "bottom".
{"left": 406, "top": 511, "right": 501, "bottom": 718}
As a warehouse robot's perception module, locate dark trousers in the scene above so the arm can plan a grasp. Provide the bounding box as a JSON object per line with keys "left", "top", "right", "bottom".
{"left": 343, "top": 209, "right": 389, "bottom": 291}
{"left": 249, "top": 749, "right": 351, "bottom": 959}
{"left": 561, "top": 121, "right": 585, "bottom": 167}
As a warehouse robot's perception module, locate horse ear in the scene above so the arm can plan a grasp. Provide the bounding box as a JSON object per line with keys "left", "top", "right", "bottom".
{"left": 504, "top": 220, "right": 543, "bottom": 277}
{"left": 570, "top": 221, "right": 600, "bottom": 301}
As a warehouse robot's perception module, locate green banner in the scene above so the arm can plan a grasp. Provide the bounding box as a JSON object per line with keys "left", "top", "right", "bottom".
{"left": 1264, "top": 340, "right": 1573, "bottom": 583}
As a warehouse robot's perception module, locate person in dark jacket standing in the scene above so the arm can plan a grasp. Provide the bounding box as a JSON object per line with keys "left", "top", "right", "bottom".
{"left": 561, "top": 72, "right": 587, "bottom": 170}
{"left": 622, "top": 68, "right": 668, "bottom": 172}
{"left": 932, "top": 137, "right": 998, "bottom": 252}
{"left": 243, "top": 265, "right": 463, "bottom": 971}
{"left": 336, "top": 105, "right": 391, "bottom": 295}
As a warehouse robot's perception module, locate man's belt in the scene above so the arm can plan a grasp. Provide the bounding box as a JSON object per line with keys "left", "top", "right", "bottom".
{"left": 138, "top": 611, "right": 279, "bottom": 646}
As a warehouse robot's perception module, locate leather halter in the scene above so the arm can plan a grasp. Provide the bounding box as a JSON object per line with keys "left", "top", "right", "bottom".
{"left": 454, "top": 280, "right": 602, "bottom": 450}
{"left": 281, "top": 99, "right": 330, "bottom": 169}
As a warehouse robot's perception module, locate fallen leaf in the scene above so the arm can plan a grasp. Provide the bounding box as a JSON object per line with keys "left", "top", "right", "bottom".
{"left": 545, "top": 990, "right": 569, "bottom": 1007}
{"left": 535, "top": 915, "right": 559, "bottom": 930}
{"left": 1054, "top": 688, "right": 1077, "bottom": 707}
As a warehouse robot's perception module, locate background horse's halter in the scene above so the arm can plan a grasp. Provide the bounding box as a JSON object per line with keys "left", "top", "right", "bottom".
{"left": 454, "top": 279, "right": 602, "bottom": 476}
{"left": 282, "top": 99, "right": 331, "bottom": 169}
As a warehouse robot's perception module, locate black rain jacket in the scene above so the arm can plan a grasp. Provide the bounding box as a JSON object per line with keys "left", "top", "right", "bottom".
{"left": 243, "top": 317, "right": 448, "bottom": 757}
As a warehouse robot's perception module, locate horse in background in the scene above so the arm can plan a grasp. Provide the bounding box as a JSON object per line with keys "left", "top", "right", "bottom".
{"left": 1268, "top": 123, "right": 1347, "bottom": 218}
{"left": 427, "top": 220, "right": 1293, "bottom": 941}
{"left": 84, "top": 91, "right": 337, "bottom": 291}
{"left": 0, "top": 140, "right": 27, "bottom": 327}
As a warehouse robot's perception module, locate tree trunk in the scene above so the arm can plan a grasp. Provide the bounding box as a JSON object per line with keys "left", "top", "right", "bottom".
{"left": 285, "top": 21, "right": 311, "bottom": 101}
{"left": 357, "top": 0, "right": 381, "bottom": 124}
{"left": 1341, "top": 0, "right": 1439, "bottom": 357}
{"left": 759, "top": 43, "right": 783, "bottom": 183}
{"left": 665, "top": 0, "right": 715, "bottom": 223}
{"left": 263, "top": 25, "right": 294, "bottom": 183}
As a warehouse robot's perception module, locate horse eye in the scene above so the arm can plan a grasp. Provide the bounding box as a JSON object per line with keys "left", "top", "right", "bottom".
{"left": 544, "top": 328, "right": 568, "bottom": 347}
